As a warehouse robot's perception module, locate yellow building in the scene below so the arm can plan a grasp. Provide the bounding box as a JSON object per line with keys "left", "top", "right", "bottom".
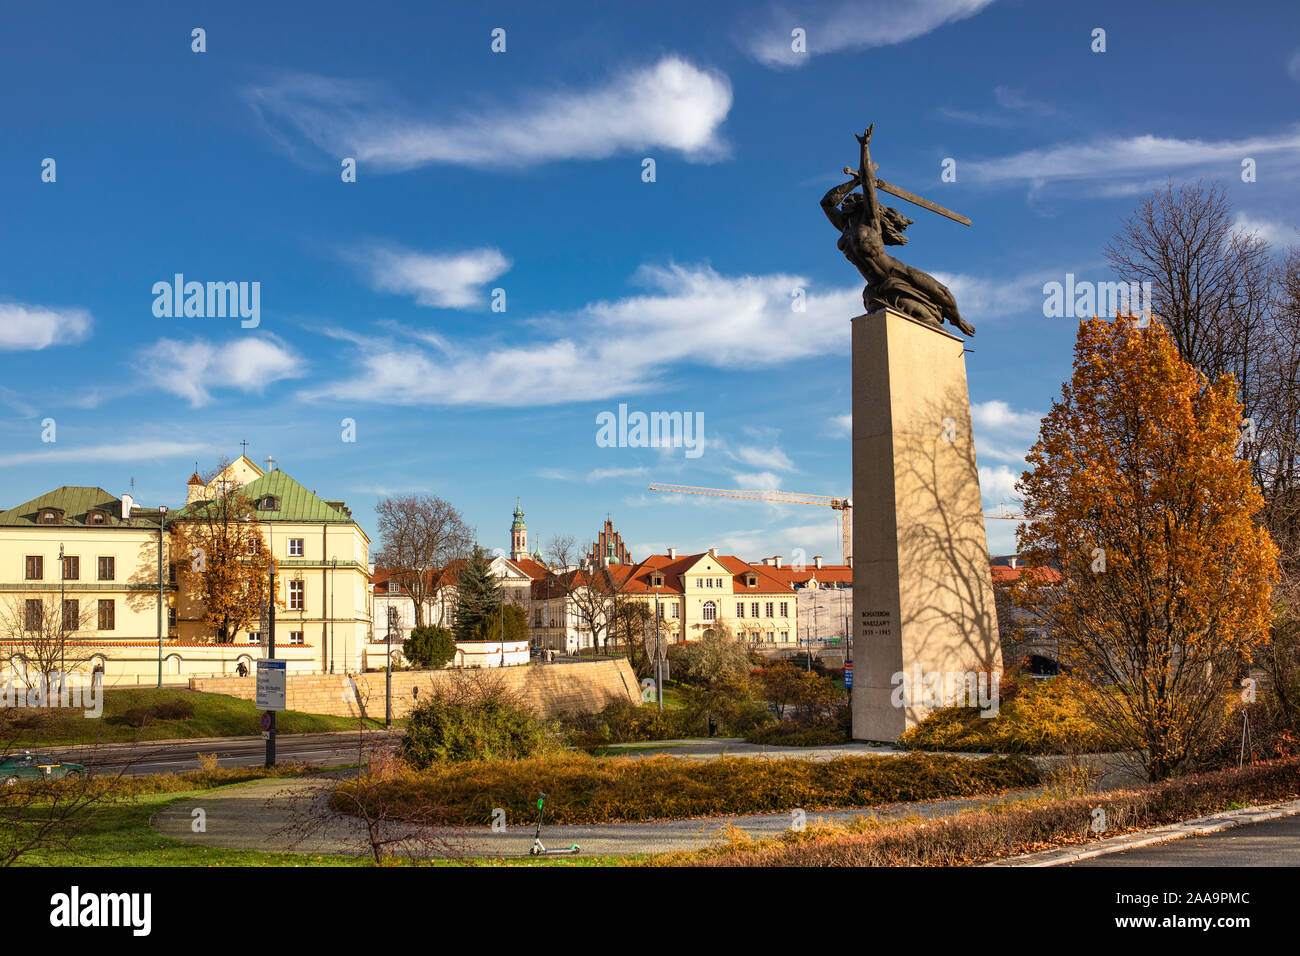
{"left": 0, "top": 456, "right": 372, "bottom": 685}
{"left": 0, "top": 486, "right": 171, "bottom": 685}
{"left": 531, "top": 548, "right": 798, "bottom": 652}
{"left": 172, "top": 456, "right": 372, "bottom": 676}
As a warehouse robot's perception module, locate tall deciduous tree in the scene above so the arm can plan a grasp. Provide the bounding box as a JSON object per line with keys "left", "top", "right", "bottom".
{"left": 1015, "top": 314, "right": 1279, "bottom": 779}
{"left": 1106, "top": 183, "right": 1300, "bottom": 733}
{"left": 171, "top": 483, "right": 275, "bottom": 644}
{"left": 374, "top": 495, "right": 473, "bottom": 629}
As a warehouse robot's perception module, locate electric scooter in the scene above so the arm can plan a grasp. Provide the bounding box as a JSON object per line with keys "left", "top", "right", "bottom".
{"left": 529, "top": 793, "right": 580, "bottom": 856}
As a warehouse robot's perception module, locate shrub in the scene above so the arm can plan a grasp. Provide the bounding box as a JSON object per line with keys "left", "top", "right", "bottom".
{"left": 122, "top": 706, "right": 154, "bottom": 728}
{"left": 565, "top": 698, "right": 705, "bottom": 747}
{"left": 154, "top": 699, "right": 195, "bottom": 721}
{"left": 333, "top": 751, "right": 1040, "bottom": 825}
{"left": 467, "top": 603, "right": 528, "bottom": 643}
{"left": 899, "top": 675, "right": 1123, "bottom": 754}
{"left": 403, "top": 625, "right": 457, "bottom": 669}
{"left": 669, "top": 757, "right": 1300, "bottom": 867}
{"left": 398, "top": 670, "right": 557, "bottom": 767}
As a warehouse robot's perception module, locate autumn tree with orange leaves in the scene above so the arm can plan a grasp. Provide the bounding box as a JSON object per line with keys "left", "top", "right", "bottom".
{"left": 171, "top": 482, "right": 277, "bottom": 644}
{"left": 1015, "top": 314, "right": 1279, "bottom": 780}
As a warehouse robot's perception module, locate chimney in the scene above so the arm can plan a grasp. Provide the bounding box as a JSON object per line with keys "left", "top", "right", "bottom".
{"left": 846, "top": 555, "right": 853, "bottom": 569}
{"left": 121, "top": 494, "right": 133, "bottom": 520}
{"left": 708, "top": 547, "right": 717, "bottom": 558}
{"left": 667, "top": 547, "right": 677, "bottom": 560}
{"left": 774, "top": 555, "right": 783, "bottom": 568}
{"left": 814, "top": 555, "right": 823, "bottom": 569}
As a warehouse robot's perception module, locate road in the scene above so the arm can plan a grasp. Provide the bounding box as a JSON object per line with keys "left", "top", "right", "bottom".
{"left": 56, "top": 732, "right": 394, "bottom": 777}
{"left": 1070, "top": 813, "right": 1300, "bottom": 866}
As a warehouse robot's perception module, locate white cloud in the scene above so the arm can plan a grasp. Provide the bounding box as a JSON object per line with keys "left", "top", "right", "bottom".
{"left": 830, "top": 413, "right": 852, "bottom": 436}
{"left": 964, "top": 126, "right": 1300, "bottom": 188}
{"left": 140, "top": 336, "right": 305, "bottom": 407}
{"left": 587, "top": 466, "right": 648, "bottom": 482}
{"left": 247, "top": 57, "right": 732, "bottom": 171}
{"left": 732, "top": 443, "right": 796, "bottom": 472}
{"left": 1233, "top": 212, "right": 1295, "bottom": 248}
{"left": 978, "top": 464, "right": 1021, "bottom": 504}
{"left": 0, "top": 440, "right": 209, "bottom": 469}
{"left": 353, "top": 244, "right": 510, "bottom": 309}
{"left": 970, "top": 400, "right": 1043, "bottom": 439}
{"left": 730, "top": 470, "right": 785, "bottom": 490}
{"left": 744, "top": 0, "right": 994, "bottom": 67}
{"left": 0, "top": 303, "right": 92, "bottom": 350}
{"left": 302, "top": 262, "right": 863, "bottom": 407}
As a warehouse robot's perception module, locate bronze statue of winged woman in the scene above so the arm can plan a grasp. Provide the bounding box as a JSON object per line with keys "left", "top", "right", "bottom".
{"left": 821, "top": 124, "right": 975, "bottom": 337}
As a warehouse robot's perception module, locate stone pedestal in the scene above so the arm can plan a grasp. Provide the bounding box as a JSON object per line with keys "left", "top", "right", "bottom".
{"left": 851, "top": 307, "right": 1001, "bottom": 742}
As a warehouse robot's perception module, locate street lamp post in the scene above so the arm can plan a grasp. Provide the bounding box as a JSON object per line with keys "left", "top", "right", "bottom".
{"left": 157, "top": 505, "right": 167, "bottom": 688}
{"left": 59, "top": 543, "right": 65, "bottom": 674}
{"left": 385, "top": 605, "right": 396, "bottom": 728}
{"left": 654, "top": 584, "right": 663, "bottom": 713}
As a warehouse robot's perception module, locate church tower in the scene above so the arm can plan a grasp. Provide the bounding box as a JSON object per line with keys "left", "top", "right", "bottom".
{"left": 510, "top": 499, "right": 528, "bottom": 561}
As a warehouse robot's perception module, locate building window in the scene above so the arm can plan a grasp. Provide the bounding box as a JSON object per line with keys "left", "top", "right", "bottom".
{"left": 716, "top": 578, "right": 723, "bottom": 588}
{"left": 98, "top": 556, "right": 115, "bottom": 581}
{"left": 248, "top": 632, "right": 262, "bottom": 644}
{"left": 702, "top": 601, "right": 716, "bottom": 622}
{"left": 767, "top": 632, "right": 775, "bottom": 643}
{"left": 289, "top": 631, "right": 304, "bottom": 645}
{"left": 751, "top": 602, "right": 759, "bottom": 618}
{"left": 24, "top": 599, "right": 41, "bottom": 631}
{"left": 780, "top": 602, "right": 788, "bottom": 617}
{"left": 24, "top": 555, "right": 43, "bottom": 580}
{"left": 669, "top": 603, "right": 679, "bottom": 619}
{"left": 765, "top": 602, "right": 774, "bottom": 618}
{"left": 387, "top": 580, "right": 400, "bottom": 593}
{"left": 781, "top": 631, "right": 789, "bottom": 642}
{"left": 62, "top": 555, "right": 80, "bottom": 580}
{"left": 40, "top": 510, "right": 59, "bottom": 523}
{"left": 705, "top": 578, "right": 713, "bottom": 588}
{"left": 288, "top": 538, "right": 304, "bottom": 557}
{"left": 89, "top": 511, "right": 107, "bottom": 524}
{"left": 746, "top": 574, "right": 757, "bottom": 587}
{"left": 168, "top": 563, "right": 177, "bottom": 584}
{"left": 62, "top": 599, "right": 78, "bottom": 631}
{"left": 168, "top": 607, "right": 177, "bottom": 629}
{"left": 288, "top": 580, "right": 304, "bottom": 610}
{"left": 736, "top": 603, "right": 745, "bottom": 618}
{"left": 652, "top": 575, "right": 663, "bottom": 587}
{"left": 696, "top": 579, "right": 702, "bottom": 588}
{"left": 97, "top": 599, "right": 115, "bottom": 631}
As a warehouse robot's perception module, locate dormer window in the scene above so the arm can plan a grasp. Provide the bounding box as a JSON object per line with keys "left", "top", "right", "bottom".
{"left": 87, "top": 510, "right": 108, "bottom": 525}
{"left": 39, "top": 510, "right": 61, "bottom": 524}
{"left": 652, "top": 575, "right": 663, "bottom": 587}
{"left": 746, "top": 574, "right": 758, "bottom": 587}
{"left": 258, "top": 495, "right": 279, "bottom": 511}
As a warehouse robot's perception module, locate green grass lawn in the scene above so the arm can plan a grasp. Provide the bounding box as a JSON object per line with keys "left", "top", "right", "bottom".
{"left": 2, "top": 687, "right": 391, "bottom": 747}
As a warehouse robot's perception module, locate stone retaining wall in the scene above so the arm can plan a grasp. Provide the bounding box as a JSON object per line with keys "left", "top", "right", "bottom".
{"left": 190, "top": 659, "right": 640, "bottom": 720}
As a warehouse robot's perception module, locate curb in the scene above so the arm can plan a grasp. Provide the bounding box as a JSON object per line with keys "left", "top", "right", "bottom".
{"left": 22, "top": 729, "right": 399, "bottom": 755}
{"left": 987, "top": 797, "right": 1300, "bottom": 866}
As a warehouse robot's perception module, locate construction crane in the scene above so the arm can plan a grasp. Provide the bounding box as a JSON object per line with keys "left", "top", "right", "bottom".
{"left": 648, "top": 483, "right": 853, "bottom": 564}
{"left": 982, "top": 504, "right": 1030, "bottom": 520}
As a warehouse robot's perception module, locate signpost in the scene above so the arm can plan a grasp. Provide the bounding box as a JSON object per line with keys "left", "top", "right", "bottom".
{"left": 844, "top": 661, "right": 854, "bottom": 690}
{"left": 259, "top": 561, "right": 279, "bottom": 766}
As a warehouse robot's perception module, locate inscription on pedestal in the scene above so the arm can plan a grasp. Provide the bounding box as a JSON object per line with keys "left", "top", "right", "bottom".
{"left": 860, "top": 610, "right": 892, "bottom": 640}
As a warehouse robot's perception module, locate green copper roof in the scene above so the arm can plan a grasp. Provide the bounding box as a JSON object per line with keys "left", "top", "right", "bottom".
{"left": 0, "top": 486, "right": 164, "bottom": 528}
{"left": 511, "top": 501, "right": 526, "bottom": 531}
{"left": 178, "top": 470, "right": 354, "bottom": 524}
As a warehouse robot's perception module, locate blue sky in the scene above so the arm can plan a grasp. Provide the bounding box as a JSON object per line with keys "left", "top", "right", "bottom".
{"left": 2, "top": 0, "right": 1298, "bottom": 562}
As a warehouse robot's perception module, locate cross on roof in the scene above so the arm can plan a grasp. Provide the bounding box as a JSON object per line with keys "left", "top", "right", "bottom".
{"left": 239, "top": 440, "right": 250, "bottom": 456}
